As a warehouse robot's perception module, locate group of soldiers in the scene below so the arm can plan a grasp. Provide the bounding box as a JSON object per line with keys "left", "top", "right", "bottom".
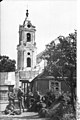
{"left": 4, "top": 86, "right": 56, "bottom": 115}
{"left": 4, "top": 86, "right": 42, "bottom": 115}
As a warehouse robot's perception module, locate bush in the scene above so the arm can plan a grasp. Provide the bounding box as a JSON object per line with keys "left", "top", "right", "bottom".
{"left": 39, "top": 101, "right": 63, "bottom": 119}
{"left": 39, "top": 91, "right": 75, "bottom": 120}
{"left": 46, "top": 102, "right": 63, "bottom": 120}
{"left": 61, "top": 91, "right": 71, "bottom": 105}
{"left": 39, "top": 108, "right": 49, "bottom": 118}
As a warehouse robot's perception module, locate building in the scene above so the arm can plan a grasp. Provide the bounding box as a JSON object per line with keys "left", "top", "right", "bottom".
{"left": 16, "top": 9, "right": 72, "bottom": 97}
{"left": 17, "top": 9, "right": 45, "bottom": 94}
{"left": 31, "top": 73, "right": 71, "bottom": 97}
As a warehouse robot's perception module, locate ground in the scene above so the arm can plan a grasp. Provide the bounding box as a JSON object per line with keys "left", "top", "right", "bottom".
{"left": 0, "top": 112, "right": 48, "bottom": 120}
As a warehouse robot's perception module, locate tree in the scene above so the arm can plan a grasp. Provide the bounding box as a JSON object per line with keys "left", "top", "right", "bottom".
{"left": 43, "top": 30, "right": 77, "bottom": 111}
{"left": 0, "top": 55, "right": 16, "bottom": 72}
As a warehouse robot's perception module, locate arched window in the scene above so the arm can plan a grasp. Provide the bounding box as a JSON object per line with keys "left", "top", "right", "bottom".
{"left": 27, "top": 33, "right": 31, "bottom": 42}
{"left": 27, "top": 57, "right": 31, "bottom": 67}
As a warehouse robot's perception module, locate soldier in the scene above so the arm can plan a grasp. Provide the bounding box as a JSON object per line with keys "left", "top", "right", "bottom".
{"left": 17, "top": 86, "right": 24, "bottom": 112}
{"left": 8, "top": 87, "right": 15, "bottom": 105}
{"left": 34, "top": 91, "right": 41, "bottom": 102}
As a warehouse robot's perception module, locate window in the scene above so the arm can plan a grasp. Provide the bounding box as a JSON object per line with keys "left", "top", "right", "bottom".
{"left": 27, "top": 33, "right": 31, "bottom": 42}
{"left": 27, "top": 57, "right": 31, "bottom": 67}
{"left": 49, "top": 81, "right": 61, "bottom": 95}
{"left": 27, "top": 24, "right": 31, "bottom": 28}
{"left": 27, "top": 52, "right": 30, "bottom": 55}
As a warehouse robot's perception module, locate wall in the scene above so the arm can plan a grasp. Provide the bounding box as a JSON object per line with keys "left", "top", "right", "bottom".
{"left": 0, "top": 72, "right": 15, "bottom": 85}
{"left": 19, "top": 70, "right": 39, "bottom": 82}
{"left": 15, "top": 71, "right": 20, "bottom": 88}
{"left": 37, "top": 79, "right": 49, "bottom": 95}
{"left": 0, "top": 72, "right": 16, "bottom": 111}
{"left": 32, "top": 78, "right": 49, "bottom": 95}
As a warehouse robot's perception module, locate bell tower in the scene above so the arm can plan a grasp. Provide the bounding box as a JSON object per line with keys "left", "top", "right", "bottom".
{"left": 17, "top": 9, "right": 37, "bottom": 71}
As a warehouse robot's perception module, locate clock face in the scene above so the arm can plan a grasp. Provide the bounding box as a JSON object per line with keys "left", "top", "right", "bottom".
{"left": 27, "top": 24, "right": 31, "bottom": 28}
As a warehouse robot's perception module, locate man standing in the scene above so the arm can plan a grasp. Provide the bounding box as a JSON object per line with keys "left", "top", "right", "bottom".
{"left": 17, "top": 86, "right": 24, "bottom": 112}
{"left": 8, "top": 87, "right": 15, "bottom": 105}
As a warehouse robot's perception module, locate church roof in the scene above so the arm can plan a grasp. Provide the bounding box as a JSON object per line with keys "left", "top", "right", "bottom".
{"left": 31, "top": 70, "right": 67, "bottom": 83}
{"left": 36, "top": 50, "right": 46, "bottom": 64}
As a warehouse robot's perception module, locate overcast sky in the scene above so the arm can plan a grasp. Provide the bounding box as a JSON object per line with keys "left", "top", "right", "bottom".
{"left": 1, "top": 0, "right": 76, "bottom": 62}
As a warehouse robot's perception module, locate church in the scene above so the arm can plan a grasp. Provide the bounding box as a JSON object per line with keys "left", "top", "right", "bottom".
{"left": 16, "top": 9, "right": 70, "bottom": 96}
{"left": 16, "top": 9, "right": 46, "bottom": 94}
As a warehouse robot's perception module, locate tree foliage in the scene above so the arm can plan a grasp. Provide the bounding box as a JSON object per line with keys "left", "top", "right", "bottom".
{"left": 0, "top": 55, "right": 16, "bottom": 72}
{"left": 43, "top": 30, "right": 77, "bottom": 111}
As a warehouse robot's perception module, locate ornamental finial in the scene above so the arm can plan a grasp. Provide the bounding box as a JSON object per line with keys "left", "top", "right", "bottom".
{"left": 26, "top": 9, "right": 29, "bottom": 18}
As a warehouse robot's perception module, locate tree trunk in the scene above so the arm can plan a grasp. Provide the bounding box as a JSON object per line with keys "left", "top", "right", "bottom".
{"left": 70, "top": 70, "right": 76, "bottom": 112}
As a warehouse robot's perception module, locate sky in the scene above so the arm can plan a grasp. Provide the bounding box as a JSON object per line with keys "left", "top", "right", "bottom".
{"left": 1, "top": 0, "right": 77, "bottom": 62}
